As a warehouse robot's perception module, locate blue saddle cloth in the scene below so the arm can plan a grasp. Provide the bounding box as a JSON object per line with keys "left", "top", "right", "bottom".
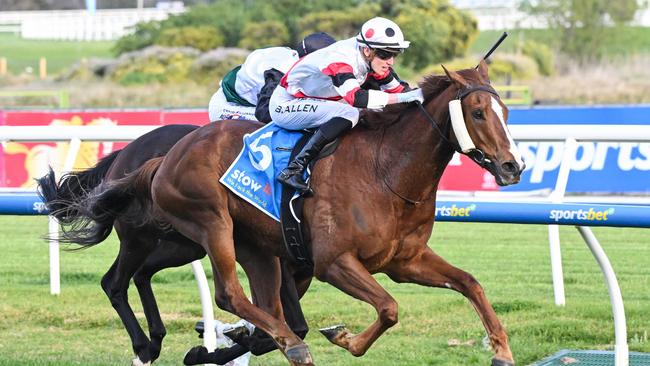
{"left": 219, "top": 122, "right": 305, "bottom": 221}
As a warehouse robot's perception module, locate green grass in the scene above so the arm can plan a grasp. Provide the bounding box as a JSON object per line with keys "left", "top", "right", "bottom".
{"left": 0, "top": 34, "right": 114, "bottom": 75}
{"left": 0, "top": 216, "right": 649, "bottom": 365}
{"left": 469, "top": 27, "right": 650, "bottom": 57}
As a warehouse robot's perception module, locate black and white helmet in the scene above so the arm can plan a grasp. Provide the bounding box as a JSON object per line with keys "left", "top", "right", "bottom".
{"left": 356, "top": 17, "right": 410, "bottom": 52}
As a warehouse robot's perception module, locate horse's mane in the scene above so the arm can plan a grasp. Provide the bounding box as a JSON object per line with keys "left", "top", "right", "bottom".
{"left": 360, "top": 68, "right": 480, "bottom": 129}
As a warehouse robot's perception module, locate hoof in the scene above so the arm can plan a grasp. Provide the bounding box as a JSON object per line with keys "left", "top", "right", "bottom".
{"left": 194, "top": 320, "right": 205, "bottom": 338}
{"left": 223, "top": 325, "right": 251, "bottom": 345}
{"left": 286, "top": 344, "right": 313, "bottom": 365}
{"left": 319, "top": 324, "right": 346, "bottom": 343}
{"left": 131, "top": 356, "right": 151, "bottom": 366}
{"left": 244, "top": 328, "right": 276, "bottom": 356}
{"left": 183, "top": 346, "right": 209, "bottom": 366}
{"left": 492, "top": 357, "right": 515, "bottom": 366}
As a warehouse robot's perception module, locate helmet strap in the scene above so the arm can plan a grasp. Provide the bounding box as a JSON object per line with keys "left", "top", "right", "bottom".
{"left": 359, "top": 31, "right": 377, "bottom": 69}
{"left": 359, "top": 30, "right": 375, "bottom": 51}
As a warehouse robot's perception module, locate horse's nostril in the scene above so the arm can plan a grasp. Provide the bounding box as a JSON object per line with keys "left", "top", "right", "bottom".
{"left": 501, "top": 161, "right": 518, "bottom": 174}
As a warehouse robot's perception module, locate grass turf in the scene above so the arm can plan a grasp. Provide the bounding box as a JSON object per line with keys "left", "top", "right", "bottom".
{"left": 0, "top": 34, "right": 113, "bottom": 76}
{"left": 469, "top": 27, "right": 650, "bottom": 57}
{"left": 0, "top": 216, "right": 648, "bottom": 365}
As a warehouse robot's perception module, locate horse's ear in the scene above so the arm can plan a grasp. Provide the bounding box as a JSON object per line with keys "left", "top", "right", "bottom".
{"left": 477, "top": 59, "right": 490, "bottom": 84}
{"left": 441, "top": 64, "right": 469, "bottom": 89}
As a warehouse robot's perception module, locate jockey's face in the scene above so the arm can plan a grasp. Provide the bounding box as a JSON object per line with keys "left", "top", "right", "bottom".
{"left": 362, "top": 47, "right": 396, "bottom": 75}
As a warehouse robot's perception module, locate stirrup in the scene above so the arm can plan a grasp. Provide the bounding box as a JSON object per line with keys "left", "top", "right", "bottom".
{"left": 278, "top": 175, "right": 313, "bottom": 196}
{"left": 278, "top": 168, "right": 306, "bottom": 187}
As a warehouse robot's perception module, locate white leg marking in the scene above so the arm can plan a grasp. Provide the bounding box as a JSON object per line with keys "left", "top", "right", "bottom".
{"left": 132, "top": 356, "right": 151, "bottom": 366}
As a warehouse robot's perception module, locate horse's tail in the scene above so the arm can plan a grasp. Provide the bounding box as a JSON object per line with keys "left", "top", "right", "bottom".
{"left": 37, "top": 150, "right": 120, "bottom": 225}
{"left": 46, "top": 156, "right": 164, "bottom": 248}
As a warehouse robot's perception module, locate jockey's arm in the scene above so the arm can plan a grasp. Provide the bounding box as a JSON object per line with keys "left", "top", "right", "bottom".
{"left": 325, "top": 63, "right": 422, "bottom": 109}
{"left": 255, "top": 68, "right": 284, "bottom": 123}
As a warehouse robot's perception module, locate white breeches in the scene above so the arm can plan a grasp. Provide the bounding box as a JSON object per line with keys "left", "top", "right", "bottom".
{"left": 208, "top": 88, "right": 257, "bottom": 122}
{"left": 269, "top": 86, "right": 359, "bottom": 130}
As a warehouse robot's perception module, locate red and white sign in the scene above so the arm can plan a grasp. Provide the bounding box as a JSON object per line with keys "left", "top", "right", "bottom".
{"left": 0, "top": 109, "right": 207, "bottom": 188}
{"left": 439, "top": 154, "right": 499, "bottom": 192}
{"left": 0, "top": 109, "right": 485, "bottom": 190}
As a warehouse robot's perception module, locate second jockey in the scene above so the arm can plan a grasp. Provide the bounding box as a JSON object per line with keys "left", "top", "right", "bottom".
{"left": 208, "top": 32, "right": 336, "bottom": 122}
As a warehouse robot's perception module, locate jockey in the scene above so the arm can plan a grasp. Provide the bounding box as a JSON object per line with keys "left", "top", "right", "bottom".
{"left": 271, "top": 17, "right": 424, "bottom": 192}
{"left": 208, "top": 32, "right": 336, "bottom": 122}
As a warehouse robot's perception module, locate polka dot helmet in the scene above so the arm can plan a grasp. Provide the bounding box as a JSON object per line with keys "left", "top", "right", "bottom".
{"left": 356, "top": 17, "right": 410, "bottom": 52}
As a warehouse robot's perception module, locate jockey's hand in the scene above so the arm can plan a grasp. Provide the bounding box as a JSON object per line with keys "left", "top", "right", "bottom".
{"left": 396, "top": 88, "right": 424, "bottom": 104}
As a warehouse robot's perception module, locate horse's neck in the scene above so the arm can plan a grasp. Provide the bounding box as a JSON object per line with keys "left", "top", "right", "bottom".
{"left": 379, "top": 98, "right": 455, "bottom": 202}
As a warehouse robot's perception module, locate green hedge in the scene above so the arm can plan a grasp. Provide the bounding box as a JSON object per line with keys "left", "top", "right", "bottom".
{"left": 113, "top": 0, "right": 478, "bottom": 71}
{"left": 419, "top": 53, "right": 539, "bottom": 83}
{"left": 156, "top": 26, "right": 225, "bottom": 52}
{"left": 109, "top": 46, "right": 200, "bottom": 85}
{"left": 238, "top": 21, "right": 290, "bottom": 50}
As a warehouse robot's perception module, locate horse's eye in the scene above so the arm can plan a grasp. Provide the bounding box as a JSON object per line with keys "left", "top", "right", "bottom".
{"left": 472, "top": 110, "right": 484, "bottom": 120}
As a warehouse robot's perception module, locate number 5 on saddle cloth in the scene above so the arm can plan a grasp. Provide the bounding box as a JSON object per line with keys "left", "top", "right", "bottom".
{"left": 219, "top": 122, "right": 339, "bottom": 269}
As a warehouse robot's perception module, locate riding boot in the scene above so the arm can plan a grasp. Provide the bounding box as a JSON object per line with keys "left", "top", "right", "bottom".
{"left": 278, "top": 117, "right": 353, "bottom": 192}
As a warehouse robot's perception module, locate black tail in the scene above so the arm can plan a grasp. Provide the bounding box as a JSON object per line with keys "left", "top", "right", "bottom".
{"left": 42, "top": 157, "right": 165, "bottom": 248}
{"left": 37, "top": 150, "right": 120, "bottom": 225}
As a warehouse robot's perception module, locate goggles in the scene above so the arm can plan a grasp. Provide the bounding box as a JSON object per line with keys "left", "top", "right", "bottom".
{"left": 374, "top": 48, "right": 400, "bottom": 60}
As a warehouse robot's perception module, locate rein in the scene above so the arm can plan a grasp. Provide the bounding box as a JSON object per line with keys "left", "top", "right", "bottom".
{"left": 381, "top": 84, "right": 499, "bottom": 205}
{"left": 374, "top": 118, "right": 429, "bottom": 205}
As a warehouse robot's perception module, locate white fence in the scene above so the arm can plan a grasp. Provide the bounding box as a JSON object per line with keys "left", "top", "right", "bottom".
{"left": 2, "top": 124, "right": 649, "bottom": 366}
{"left": 0, "top": 7, "right": 185, "bottom": 41}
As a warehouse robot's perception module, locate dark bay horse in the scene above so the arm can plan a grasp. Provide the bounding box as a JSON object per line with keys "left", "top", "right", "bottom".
{"left": 80, "top": 60, "right": 523, "bottom": 365}
{"left": 37, "top": 124, "right": 310, "bottom": 365}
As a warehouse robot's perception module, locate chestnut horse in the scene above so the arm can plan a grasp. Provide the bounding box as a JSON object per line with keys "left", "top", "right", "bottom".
{"left": 84, "top": 61, "right": 523, "bottom": 365}
{"left": 37, "top": 124, "right": 310, "bottom": 365}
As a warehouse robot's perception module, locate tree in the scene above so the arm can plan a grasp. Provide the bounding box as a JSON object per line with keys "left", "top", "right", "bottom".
{"left": 520, "top": 0, "right": 643, "bottom": 62}
{"left": 111, "top": 0, "right": 478, "bottom": 70}
{"left": 298, "top": 3, "right": 380, "bottom": 41}
{"left": 395, "top": 0, "right": 478, "bottom": 70}
{"left": 238, "top": 21, "right": 290, "bottom": 50}
{"left": 157, "top": 26, "right": 225, "bottom": 51}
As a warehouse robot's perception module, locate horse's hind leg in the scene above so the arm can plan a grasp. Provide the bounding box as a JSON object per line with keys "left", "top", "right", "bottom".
{"left": 167, "top": 212, "right": 313, "bottom": 365}
{"left": 229, "top": 255, "right": 310, "bottom": 356}
{"left": 133, "top": 233, "right": 205, "bottom": 363}
{"left": 386, "top": 247, "right": 514, "bottom": 366}
{"left": 101, "top": 226, "right": 157, "bottom": 365}
{"left": 186, "top": 258, "right": 310, "bottom": 366}
{"left": 183, "top": 254, "right": 252, "bottom": 366}
{"left": 316, "top": 252, "right": 399, "bottom": 357}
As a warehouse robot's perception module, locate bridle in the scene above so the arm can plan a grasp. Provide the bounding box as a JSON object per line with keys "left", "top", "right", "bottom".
{"left": 379, "top": 74, "right": 503, "bottom": 205}
{"left": 415, "top": 84, "right": 500, "bottom": 169}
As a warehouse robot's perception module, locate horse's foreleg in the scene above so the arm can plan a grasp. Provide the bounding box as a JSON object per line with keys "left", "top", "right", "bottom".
{"left": 387, "top": 248, "right": 514, "bottom": 365}
{"left": 316, "top": 252, "right": 398, "bottom": 357}
{"left": 133, "top": 235, "right": 205, "bottom": 362}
